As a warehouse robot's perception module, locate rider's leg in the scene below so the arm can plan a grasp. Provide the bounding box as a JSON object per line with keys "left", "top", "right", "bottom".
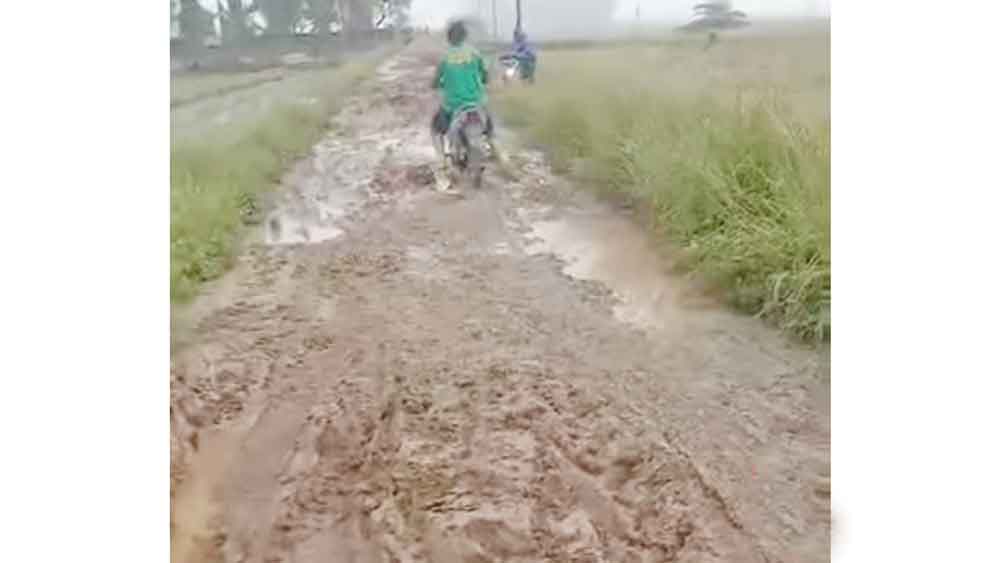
{"left": 483, "top": 108, "right": 505, "bottom": 163}
{"left": 432, "top": 108, "right": 451, "bottom": 143}
{"left": 430, "top": 109, "right": 446, "bottom": 158}
{"left": 522, "top": 57, "right": 536, "bottom": 83}
{"left": 431, "top": 108, "right": 456, "bottom": 191}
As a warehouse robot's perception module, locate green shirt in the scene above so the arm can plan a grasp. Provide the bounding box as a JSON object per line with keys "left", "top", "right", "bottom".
{"left": 433, "top": 44, "right": 488, "bottom": 113}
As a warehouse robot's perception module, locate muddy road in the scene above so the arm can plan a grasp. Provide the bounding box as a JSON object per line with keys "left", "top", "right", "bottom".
{"left": 171, "top": 42, "right": 830, "bottom": 563}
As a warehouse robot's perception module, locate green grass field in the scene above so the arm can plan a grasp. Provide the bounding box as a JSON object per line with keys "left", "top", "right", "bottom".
{"left": 496, "top": 31, "right": 830, "bottom": 341}
{"left": 170, "top": 56, "right": 385, "bottom": 304}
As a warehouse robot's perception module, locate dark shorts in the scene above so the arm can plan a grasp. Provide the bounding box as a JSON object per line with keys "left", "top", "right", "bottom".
{"left": 431, "top": 108, "right": 451, "bottom": 136}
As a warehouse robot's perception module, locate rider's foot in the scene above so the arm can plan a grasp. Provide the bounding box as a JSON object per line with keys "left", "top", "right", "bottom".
{"left": 434, "top": 163, "right": 458, "bottom": 194}
{"left": 488, "top": 140, "right": 506, "bottom": 164}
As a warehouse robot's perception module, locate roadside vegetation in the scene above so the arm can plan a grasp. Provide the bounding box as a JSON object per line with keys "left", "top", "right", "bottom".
{"left": 497, "top": 31, "right": 830, "bottom": 341}
{"left": 170, "top": 69, "right": 285, "bottom": 108}
{"left": 170, "top": 58, "right": 381, "bottom": 304}
{"left": 170, "top": 0, "right": 413, "bottom": 305}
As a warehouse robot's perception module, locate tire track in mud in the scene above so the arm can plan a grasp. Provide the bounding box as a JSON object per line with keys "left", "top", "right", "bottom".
{"left": 171, "top": 41, "right": 830, "bottom": 563}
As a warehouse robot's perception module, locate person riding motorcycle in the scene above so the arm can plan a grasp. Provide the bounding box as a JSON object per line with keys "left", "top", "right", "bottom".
{"left": 430, "top": 20, "right": 497, "bottom": 190}
{"left": 511, "top": 29, "right": 537, "bottom": 83}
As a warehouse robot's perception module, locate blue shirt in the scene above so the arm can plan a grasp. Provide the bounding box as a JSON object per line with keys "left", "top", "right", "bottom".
{"left": 513, "top": 38, "right": 536, "bottom": 60}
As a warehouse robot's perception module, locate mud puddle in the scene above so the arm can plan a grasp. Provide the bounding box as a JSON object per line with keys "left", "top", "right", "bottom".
{"left": 263, "top": 137, "right": 370, "bottom": 246}
{"left": 502, "top": 148, "right": 705, "bottom": 336}
{"left": 524, "top": 211, "right": 692, "bottom": 333}
{"left": 262, "top": 53, "right": 438, "bottom": 247}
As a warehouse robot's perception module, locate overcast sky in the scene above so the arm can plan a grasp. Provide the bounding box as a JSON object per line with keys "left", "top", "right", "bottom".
{"left": 186, "top": 1, "right": 831, "bottom": 34}
{"left": 410, "top": 0, "right": 831, "bottom": 29}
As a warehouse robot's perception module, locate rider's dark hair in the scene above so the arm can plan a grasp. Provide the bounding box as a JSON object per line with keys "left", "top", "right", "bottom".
{"left": 447, "top": 20, "right": 467, "bottom": 46}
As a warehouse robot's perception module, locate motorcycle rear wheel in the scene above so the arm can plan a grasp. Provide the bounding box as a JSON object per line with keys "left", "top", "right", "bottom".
{"left": 463, "top": 122, "right": 485, "bottom": 189}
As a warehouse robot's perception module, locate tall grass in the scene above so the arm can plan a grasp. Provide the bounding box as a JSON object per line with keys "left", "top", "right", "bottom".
{"left": 170, "top": 69, "right": 285, "bottom": 107}
{"left": 170, "top": 60, "right": 377, "bottom": 303}
{"left": 497, "top": 33, "right": 830, "bottom": 341}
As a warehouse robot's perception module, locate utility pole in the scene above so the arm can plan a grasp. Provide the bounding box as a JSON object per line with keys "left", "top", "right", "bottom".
{"left": 634, "top": 2, "right": 641, "bottom": 37}
{"left": 492, "top": 0, "right": 498, "bottom": 39}
{"left": 515, "top": 0, "right": 523, "bottom": 34}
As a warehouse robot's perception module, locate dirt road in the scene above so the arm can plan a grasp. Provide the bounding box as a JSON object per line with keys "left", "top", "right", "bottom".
{"left": 171, "top": 42, "right": 830, "bottom": 563}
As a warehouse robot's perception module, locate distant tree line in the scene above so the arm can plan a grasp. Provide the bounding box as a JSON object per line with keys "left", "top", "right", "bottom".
{"left": 171, "top": 0, "right": 412, "bottom": 47}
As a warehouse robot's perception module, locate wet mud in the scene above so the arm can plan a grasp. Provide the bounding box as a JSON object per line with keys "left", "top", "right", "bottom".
{"left": 171, "top": 40, "right": 830, "bottom": 563}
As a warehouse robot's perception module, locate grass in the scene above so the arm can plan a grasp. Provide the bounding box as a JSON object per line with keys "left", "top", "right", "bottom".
{"left": 170, "top": 58, "right": 381, "bottom": 304}
{"left": 170, "top": 69, "right": 285, "bottom": 107}
{"left": 496, "top": 31, "right": 830, "bottom": 342}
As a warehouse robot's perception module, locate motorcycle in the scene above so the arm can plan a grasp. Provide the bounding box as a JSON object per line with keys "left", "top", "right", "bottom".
{"left": 437, "top": 105, "right": 489, "bottom": 190}
{"left": 498, "top": 53, "right": 535, "bottom": 84}
{"left": 498, "top": 54, "right": 521, "bottom": 84}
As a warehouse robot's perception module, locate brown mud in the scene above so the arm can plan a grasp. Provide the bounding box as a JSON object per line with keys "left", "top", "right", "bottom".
{"left": 171, "top": 40, "right": 830, "bottom": 563}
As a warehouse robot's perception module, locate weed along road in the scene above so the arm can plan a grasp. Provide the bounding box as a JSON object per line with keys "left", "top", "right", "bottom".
{"left": 171, "top": 40, "right": 830, "bottom": 563}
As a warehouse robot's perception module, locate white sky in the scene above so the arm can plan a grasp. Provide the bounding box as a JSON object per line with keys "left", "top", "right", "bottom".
{"left": 613, "top": 0, "right": 831, "bottom": 22}
{"left": 410, "top": 0, "right": 831, "bottom": 29}
{"left": 186, "top": 1, "right": 832, "bottom": 32}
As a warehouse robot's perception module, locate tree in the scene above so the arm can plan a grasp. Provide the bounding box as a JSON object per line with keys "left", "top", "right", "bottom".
{"left": 677, "top": 2, "right": 748, "bottom": 50}
{"left": 171, "top": 0, "right": 179, "bottom": 38}
{"left": 259, "top": 0, "right": 303, "bottom": 35}
{"left": 391, "top": 0, "right": 413, "bottom": 28}
{"left": 176, "top": 0, "right": 215, "bottom": 46}
{"left": 374, "top": 0, "right": 390, "bottom": 28}
{"left": 343, "top": 0, "right": 374, "bottom": 35}
{"left": 303, "top": 0, "right": 337, "bottom": 36}
{"left": 375, "top": 0, "right": 412, "bottom": 29}
{"left": 679, "top": 1, "right": 749, "bottom": 32}
{"left": 217, "top": 0, "right": 254, "bottom": 44}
